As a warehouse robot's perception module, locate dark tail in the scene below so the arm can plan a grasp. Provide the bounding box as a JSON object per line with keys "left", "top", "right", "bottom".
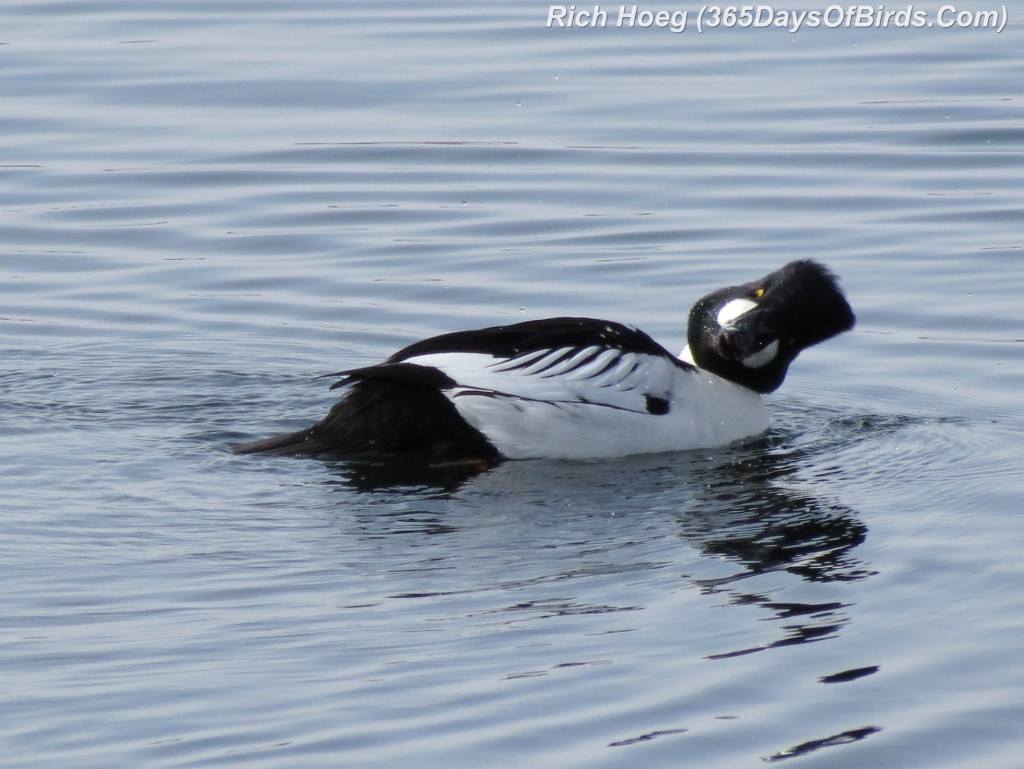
{"left": 233, "top": 426, "right": 336, "bottom": 457}
{"left": 232, "top": 377, "right": 499, "bottom": 460}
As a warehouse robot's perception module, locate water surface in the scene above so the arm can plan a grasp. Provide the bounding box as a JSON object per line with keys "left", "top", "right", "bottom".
{"left": 2, "top": 3, "right": 1023, "bottom": 767}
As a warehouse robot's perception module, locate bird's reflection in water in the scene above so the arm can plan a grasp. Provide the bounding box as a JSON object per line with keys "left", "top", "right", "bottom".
{"left": 324, "top": 453, "right": 496, "bottom": 495}
{"left": 315, "top": 412, "right": 887, "bottom": 764}
{"left": 322, "top": 411, "right": 879, "bottom": 657}
{"left": 676, "top": 427, "right": 873, "bottom": 660}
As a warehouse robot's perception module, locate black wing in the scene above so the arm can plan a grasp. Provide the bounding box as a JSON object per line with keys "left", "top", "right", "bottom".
{"left": 388, "top": 316, "right": 688, "bottom": 366}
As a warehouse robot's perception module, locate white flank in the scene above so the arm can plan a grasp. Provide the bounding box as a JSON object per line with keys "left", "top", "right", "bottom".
{"left": 403, "top": 348, "right": 768, "bottom": 459}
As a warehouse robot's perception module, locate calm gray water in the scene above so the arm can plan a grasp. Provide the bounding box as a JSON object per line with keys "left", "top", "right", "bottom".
{"left": 2, "top": 2, "right": 1023, "bottom": 767}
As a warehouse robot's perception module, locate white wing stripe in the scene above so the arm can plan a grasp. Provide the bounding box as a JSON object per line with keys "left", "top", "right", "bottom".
{"left": 402, "top": 348, "right": 693, "bottom": 416}
{"left": 590, "top": 352, "right": 643, "bottom": 388}
{"left": 487, "top": 345, "right": 613, "bottom": 378}
{"left": 528, "top": 347, "right": 590, "bottom": 377}
{"left": 487, "top": 348, "right": 552, "bottom": 372}
{"left": 554, "top": 347, "right": 622, "bottom": 380}
{"left": 500, "top": 348, "right": 576, "bottom": 376}
{"left": 537, "top": 346, "right": 607, "bottom": 378}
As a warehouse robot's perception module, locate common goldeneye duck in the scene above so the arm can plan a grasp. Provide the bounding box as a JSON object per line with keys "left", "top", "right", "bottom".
{"left": 235, "top": 259, "right": 854, "bottom": 460}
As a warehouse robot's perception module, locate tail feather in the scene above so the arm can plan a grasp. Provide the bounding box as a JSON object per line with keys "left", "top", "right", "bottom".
{"left": 233, "top": 427, "right": 336, "bottom": 456}
{"left": 233, "top": 378, "right": 499, "bottom": 459}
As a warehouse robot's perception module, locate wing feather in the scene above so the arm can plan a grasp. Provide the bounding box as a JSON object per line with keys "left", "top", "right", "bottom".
{"left": 389, "top": 316, "right": 690, "bottom": 363}
{"left": 366, "top": 318, "right": 691, "bottom": 410}
{"left": 395, "top": 347, "right": 685, "bottom": 416}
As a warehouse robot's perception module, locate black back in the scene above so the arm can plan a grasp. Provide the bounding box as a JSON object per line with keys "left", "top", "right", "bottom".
{"left": 389, "top": 316, "right": 686, "bottom": 364}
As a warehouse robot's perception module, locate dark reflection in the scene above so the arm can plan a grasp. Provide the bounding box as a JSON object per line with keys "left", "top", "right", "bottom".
{"left": 608, "top": 727, "right": 689, "bottom": 747}
{"left": 819, "top": 665, "right": 879, "bottom": 684}
{"left": 320, "top": 413, "right": 874, "bottom": 579}
{"left": 319, "top": 409, "right": 882, "bottom": 650}
{"left": 764, "top": 725, "right": 882, "bottom": 762}
{"left": 321, "top": 453, "right": 494, "bottom": 494}
{"left": 677, "top": 425, "right": 874, "bottom": 585}
{"left": 311, "top": 412, "right": 889, "bottom": 764}
{"left": 705, "top": 603, "right": 847, "bottom": 660}
{"left": 472, "top": 596, "right": 643, "bottom": 620}
{"left": 667, "top": 426, "right": 874, "bottom": 658}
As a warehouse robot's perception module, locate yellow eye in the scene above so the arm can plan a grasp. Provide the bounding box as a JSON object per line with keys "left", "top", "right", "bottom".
{"left": 754, "top": 287, "right": 765, "bottom": 298}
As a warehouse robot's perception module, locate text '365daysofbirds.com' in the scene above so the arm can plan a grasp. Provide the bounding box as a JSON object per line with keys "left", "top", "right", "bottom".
{"left": 545, "top": 5, "right": 1009, "bottom": 35}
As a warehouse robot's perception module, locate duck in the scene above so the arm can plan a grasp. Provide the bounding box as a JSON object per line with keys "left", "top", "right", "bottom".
{"left": 234, "top": 259, "right": 854, "bottom": 460}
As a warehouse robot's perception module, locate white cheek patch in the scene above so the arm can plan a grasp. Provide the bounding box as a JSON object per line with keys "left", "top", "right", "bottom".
{"left": 742, "top": 339, "right": 779, "bottom": 369}
{"left": 716, "top": 298, "right": 758, "bottom": 328}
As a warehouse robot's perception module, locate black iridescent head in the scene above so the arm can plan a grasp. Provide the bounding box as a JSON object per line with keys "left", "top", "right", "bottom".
{"left": 686, "top": 260, "right": 855, "bottom": 393}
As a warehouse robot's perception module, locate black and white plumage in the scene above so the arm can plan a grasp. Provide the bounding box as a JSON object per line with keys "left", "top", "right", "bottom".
{"left": 235, "top": 260, "right": 854, "bottom": 460}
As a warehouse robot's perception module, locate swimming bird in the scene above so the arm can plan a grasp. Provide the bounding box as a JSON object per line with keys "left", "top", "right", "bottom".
{"left": 234, "top": 260, "right": 854, "bottom": 460}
